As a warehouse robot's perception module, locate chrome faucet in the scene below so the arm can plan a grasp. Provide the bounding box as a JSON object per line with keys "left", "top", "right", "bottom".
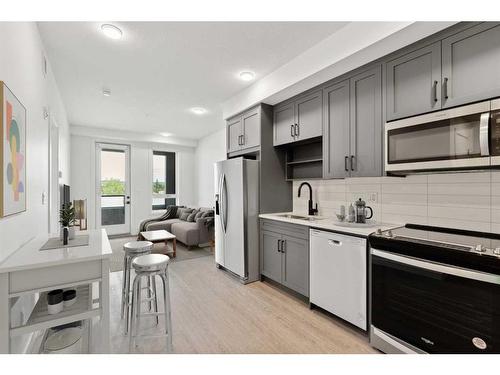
{"left": 298, "top": 182, "right": 318, "bottom": 216}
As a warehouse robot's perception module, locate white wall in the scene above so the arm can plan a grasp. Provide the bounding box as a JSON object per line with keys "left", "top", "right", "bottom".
{"left": 195, "top": 128, "right": 226, "bottom": 208}
{"left": 0, "top": 22, "right": 70, "bottom": 354}
{"left": 70, "top": 131, "right": 197, "bottom": 235}
{"left": 293, "top": 171, "right": 500, "bottom": 234}
{"left": 0, "top": 22, "right": 70, "bottom": 261}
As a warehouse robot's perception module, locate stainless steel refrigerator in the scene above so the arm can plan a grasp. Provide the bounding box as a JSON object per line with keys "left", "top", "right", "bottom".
{"left": 214, "top": 157, "right": 259, "bottom": 283}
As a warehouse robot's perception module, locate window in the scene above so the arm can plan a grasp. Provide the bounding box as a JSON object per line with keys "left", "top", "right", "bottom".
{"left": 152, "top": 151, "right": 176, "bottom": 210}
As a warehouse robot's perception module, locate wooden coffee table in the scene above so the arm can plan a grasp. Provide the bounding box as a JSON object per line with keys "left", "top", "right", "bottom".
{"left": 139, "top": 229, "right": 176, "bottom": 258}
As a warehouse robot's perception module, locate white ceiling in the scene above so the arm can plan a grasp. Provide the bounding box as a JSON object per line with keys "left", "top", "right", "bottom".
{"left": 38, "top": 22, "right": 348, "bottom": 140}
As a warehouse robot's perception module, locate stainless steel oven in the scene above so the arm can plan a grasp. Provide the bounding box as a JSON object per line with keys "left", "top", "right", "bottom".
{"left": 369, "top": 225, "right": 500, "bottom": 354}
{"left": 385, "top": 99, "right": 500, "bottom": 174}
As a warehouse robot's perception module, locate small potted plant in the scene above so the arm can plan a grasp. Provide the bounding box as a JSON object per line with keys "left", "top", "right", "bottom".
{"left": 59, "top": 202, "right": 76, "bottom": 244}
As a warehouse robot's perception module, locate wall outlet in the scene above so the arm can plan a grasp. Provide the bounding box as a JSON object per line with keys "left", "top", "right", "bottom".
{"left": 368, "top": 193, "right": 378, "bottom": 203}
{"left": 42, "top": 192, "right": 46, "bottom": 205}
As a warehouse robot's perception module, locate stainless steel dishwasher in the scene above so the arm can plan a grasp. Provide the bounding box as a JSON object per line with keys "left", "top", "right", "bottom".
{"left": 310, "top": 229, "right": 367, "bottom": 330}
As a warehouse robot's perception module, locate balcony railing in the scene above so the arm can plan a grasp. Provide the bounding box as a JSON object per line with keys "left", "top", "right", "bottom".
{"left": 101, "top": 195, "right": 125, "bottom": 226}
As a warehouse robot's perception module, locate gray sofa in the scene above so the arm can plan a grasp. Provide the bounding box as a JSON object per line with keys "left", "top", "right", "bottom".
{"left": 143, "top": 207, "right": 214, "bottom": 248}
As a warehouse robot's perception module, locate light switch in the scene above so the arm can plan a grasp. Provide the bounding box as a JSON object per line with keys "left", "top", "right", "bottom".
{"left": 42, "top": 192, "right": 46, "bottom": 205}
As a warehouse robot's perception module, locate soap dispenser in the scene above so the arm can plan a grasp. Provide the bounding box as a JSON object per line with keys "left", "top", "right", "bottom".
{"left": 348, "top": 203, "right": 355, "bottom": 223}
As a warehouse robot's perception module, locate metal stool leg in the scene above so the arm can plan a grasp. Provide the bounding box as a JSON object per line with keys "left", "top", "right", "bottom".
{"left": 146, "top": 276, "right": 152, "bottom": 311}
{"left": 120, "top": 255, "right": 128, "bottom": 319}
{"left": 160, "top": 272, "right": 173, "bottom": 352}
{"left": 129, "top": 274, "right": 141, "bottom": 352}
{"left": 124, "top": 255, "right": 133, "bottom": 334}
{"left": 152, "top": 275, "right": 159, "bottom": 325}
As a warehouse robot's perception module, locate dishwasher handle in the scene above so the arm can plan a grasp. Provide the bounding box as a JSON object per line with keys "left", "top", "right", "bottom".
{"left": 328, "top": 239, "right": 342, "bottom": 246}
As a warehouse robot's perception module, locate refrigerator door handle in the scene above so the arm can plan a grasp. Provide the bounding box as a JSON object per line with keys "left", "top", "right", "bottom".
{"left": 218, "top": 173, "right": 226, "bottom": 234}
{"left": 221, "top": 173, "right": 228, "bottom": 232}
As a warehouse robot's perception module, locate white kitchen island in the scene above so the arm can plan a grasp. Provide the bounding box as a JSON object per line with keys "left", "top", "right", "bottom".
{"left": 0, "top": 229, "right": 112, "bottom": 353}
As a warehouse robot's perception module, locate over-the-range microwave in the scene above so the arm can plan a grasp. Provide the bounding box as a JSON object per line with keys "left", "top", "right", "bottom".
{"left": 385, "top": 99, "right": 500, "bottom": 174}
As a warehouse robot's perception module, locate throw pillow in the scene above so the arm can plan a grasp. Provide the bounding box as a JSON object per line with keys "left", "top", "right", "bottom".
{"left": 179, "top": 208, "right": 194, "bottom": 221}
{"left": 194, "top": 211, "right": 204, "bottom": 220}
{"left": 187, "top": 209, "right": 200, "bottom": 222}
{"left": 201, "top": 210, "right": 214, "bottom": 218}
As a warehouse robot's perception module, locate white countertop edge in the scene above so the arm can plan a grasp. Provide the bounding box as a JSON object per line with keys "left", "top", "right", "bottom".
{"left": 0, "top": 229, "right": 113, "bottom": 274}
{"left": 259, "top": 212, "right": 402, "bottom": 237}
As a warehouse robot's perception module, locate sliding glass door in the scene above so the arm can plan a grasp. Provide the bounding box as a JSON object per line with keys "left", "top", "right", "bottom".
{"left": 96, "top": 143, "right": 131, "bottom": 235}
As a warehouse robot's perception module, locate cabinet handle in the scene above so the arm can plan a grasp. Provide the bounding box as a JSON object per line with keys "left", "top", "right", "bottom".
{"left": 290, "top": 125, "right": 295, "bottom": 138}
{"left": 344, "top": 156, "right": 349, "bottom": 172}
{"left": 294, "top": 124, "right": 299, "bottom": 137}
{"left": 350, "top": 155, "right": 355, "bottom": 171}
{"left": 240, "top": 134, "right": 245, "bottom": 146}
{"left": 443, "top": 77, "right": 449, "bottom": 100}
{"left": 433, "top": 80, "right": 438, "bottom": 103}
{"left": 277, "top": 239, "right": 281, "bottom": 253}
{"left": 281, "top": 240, "right": 286, "bottom": 254}
{"left": 237, "top": 135, "right": 241, "bottom": 145}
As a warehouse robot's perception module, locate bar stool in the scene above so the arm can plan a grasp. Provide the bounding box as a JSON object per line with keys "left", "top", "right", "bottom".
{"left": 121, "top": 241, "right": 154, "bottom": 334}
{"left": 129, "top": 253, "right": 173, "bottom": 353}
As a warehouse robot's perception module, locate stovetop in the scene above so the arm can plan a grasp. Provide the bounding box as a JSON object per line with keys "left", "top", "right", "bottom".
{"left": 369, "top": 224, "right": 500, "bottom": 275}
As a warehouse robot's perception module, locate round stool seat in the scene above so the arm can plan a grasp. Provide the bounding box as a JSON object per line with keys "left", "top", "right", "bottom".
{"left": 132, "top": 254, "right": 170, "bottom": 273}
{"left": 123, "top": 241, "right": 153, "bottom": 254}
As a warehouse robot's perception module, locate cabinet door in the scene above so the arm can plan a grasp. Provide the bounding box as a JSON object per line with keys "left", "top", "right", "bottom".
{"left": 260, "top": 230, "right": 282, "bottom": 283}
{"left": 273, "top": 103, "right": 295, "bottom": 146}
{"left": 442, "top": 23, "right": 500, "bottom": 108}
{"left": 350, "top": 66, "right": 382, "bottom": 177}
{"left": 323, "top": 79, "right": 350, "bottom": 179}
{"left": 281, "top": 236, "right": 309, "bottom": 297}
{"left": 227, "top": 116, "right": 242, "bottom": 153}
{"left": 241, "top": 107, "right": 260, "bottom": 150}
{"left": 386, "top": 42, "right": 441, "bottom": 121}
{"left": 295, "top": 90, "right": 322, "bottom": 141}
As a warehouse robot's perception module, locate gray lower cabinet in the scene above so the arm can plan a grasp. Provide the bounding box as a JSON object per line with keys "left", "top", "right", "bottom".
{"left": 273, "top": 90, "right": 322, "bottom": 146}
{"left": 442, "top": 22, "right": 500, "bottom": 108}
{"left": 323, "top": 65, "right": 382, "bottom": 178}
{"left": 260, "top": 220, "right": 309, "bottom": 297}
{"left": 385, "top": 42, "right": 442, "bottom": 121}
{"left": 226, "top": 106, "right": 261, "bottom": 154}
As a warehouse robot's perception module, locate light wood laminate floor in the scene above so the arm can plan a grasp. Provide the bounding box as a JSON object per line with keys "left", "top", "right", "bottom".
{"left": 109, "top": 255, "right": 377, "bottom": 354}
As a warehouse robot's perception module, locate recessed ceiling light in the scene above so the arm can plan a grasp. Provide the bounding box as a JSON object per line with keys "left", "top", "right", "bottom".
{"left": 101, "top": 24, "right": 123, "bottom": 40}
{"left": 239, "top": 71, "right": 255, "bottom": 82}
{"left": 190, "top": 107, "right": 207, "bottom": 115}
{"left": 102, "top": 88, "right": 111, "bottom": 97}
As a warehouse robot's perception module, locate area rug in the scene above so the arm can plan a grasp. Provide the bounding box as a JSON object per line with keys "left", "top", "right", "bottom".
{"left": 108, "top": 235, "right": 213, "bottom": 273}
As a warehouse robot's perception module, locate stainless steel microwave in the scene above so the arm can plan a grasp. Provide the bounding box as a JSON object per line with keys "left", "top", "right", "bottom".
{"left": 385, "top": 99, "right": 500, "bottom": 174}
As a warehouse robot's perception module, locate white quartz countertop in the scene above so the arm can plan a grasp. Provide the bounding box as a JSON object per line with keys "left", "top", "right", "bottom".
{"left": 259, "top": 212, "right": 401, "bottom": 237}
{"left": 0, "top": 229, "right": 112, "bottom": 273}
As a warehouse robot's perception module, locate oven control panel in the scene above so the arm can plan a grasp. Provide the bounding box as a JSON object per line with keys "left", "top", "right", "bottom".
{"left": 491, "top": 110, "right": 500, "bottom": 156}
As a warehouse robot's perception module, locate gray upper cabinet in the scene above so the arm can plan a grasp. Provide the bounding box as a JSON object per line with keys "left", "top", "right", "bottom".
{"left": 226, "top": 105, "right": 261, "bottom": 154}
{"left": 273, "top": 90, "right": 322, "bottom": 146}
{"left": 350, "top": 67, "right": 382, "bottom": 177}
{"left": 294, "top": 90, "right": 322, "bottom": 141}
{"left": 281, "top": 235, "right": 309, "bottom": 297}
{"left": 442, "top": 23, "right": 500, "bottom": 108}
{"left": 323, "top": 79, "right": 350, "bottom": 178}
{"left": 323, "top": 66, "right": 382, "bottom": 178}
{"left": 241, "top": 107, "right": 260, "bottom": 149}
{"left": 386, "top": 42, "right": 441, "bottom": 121}
{"left": 227, "top": 116, "right": 242, "bottom": 153}
{"left": 273, "top": 102, "right": 295, "bottom": 146}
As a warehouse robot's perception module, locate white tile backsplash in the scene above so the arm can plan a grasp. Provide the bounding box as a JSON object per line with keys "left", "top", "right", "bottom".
{"left": 293, "top": 170, "right": 500, "bottom": 234}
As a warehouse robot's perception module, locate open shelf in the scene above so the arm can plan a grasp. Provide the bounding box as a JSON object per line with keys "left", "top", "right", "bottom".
{"left": 286, "top": 157, "right": 323, "bottom": 166}
{"left": 11, "top": 284, "right": 99, "bottom": 337}
{"left": 285, "top": 139, "right": 323, "bottom": 180}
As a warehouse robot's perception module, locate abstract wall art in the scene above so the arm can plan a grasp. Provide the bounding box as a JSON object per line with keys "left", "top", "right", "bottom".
{"left": 1, "top": 82, "right": 26, "bottom": 217}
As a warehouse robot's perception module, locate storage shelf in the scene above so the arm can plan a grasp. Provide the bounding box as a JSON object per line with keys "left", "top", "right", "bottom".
{"left": 286, "top": 158, "right": 323, "bottom": 166}
{"left": 10, "top": 284, "right": 100, "bottom": 337}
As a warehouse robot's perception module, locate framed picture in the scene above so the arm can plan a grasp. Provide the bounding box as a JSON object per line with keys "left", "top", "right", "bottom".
{"left": 1, "top": 81, "right": 26, "bottom": 217}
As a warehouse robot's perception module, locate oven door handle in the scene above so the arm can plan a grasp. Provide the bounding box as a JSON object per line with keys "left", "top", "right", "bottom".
{"left": 479, "top": 112, "right": 490, "bottom": 156}
{"left": 371, "top": 249, "right": 500, "bottom": 285}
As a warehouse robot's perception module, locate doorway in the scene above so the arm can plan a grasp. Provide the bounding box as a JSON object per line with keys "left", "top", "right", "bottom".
{"left": 95, "top": 143, "right": 131, "bottom": 235}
